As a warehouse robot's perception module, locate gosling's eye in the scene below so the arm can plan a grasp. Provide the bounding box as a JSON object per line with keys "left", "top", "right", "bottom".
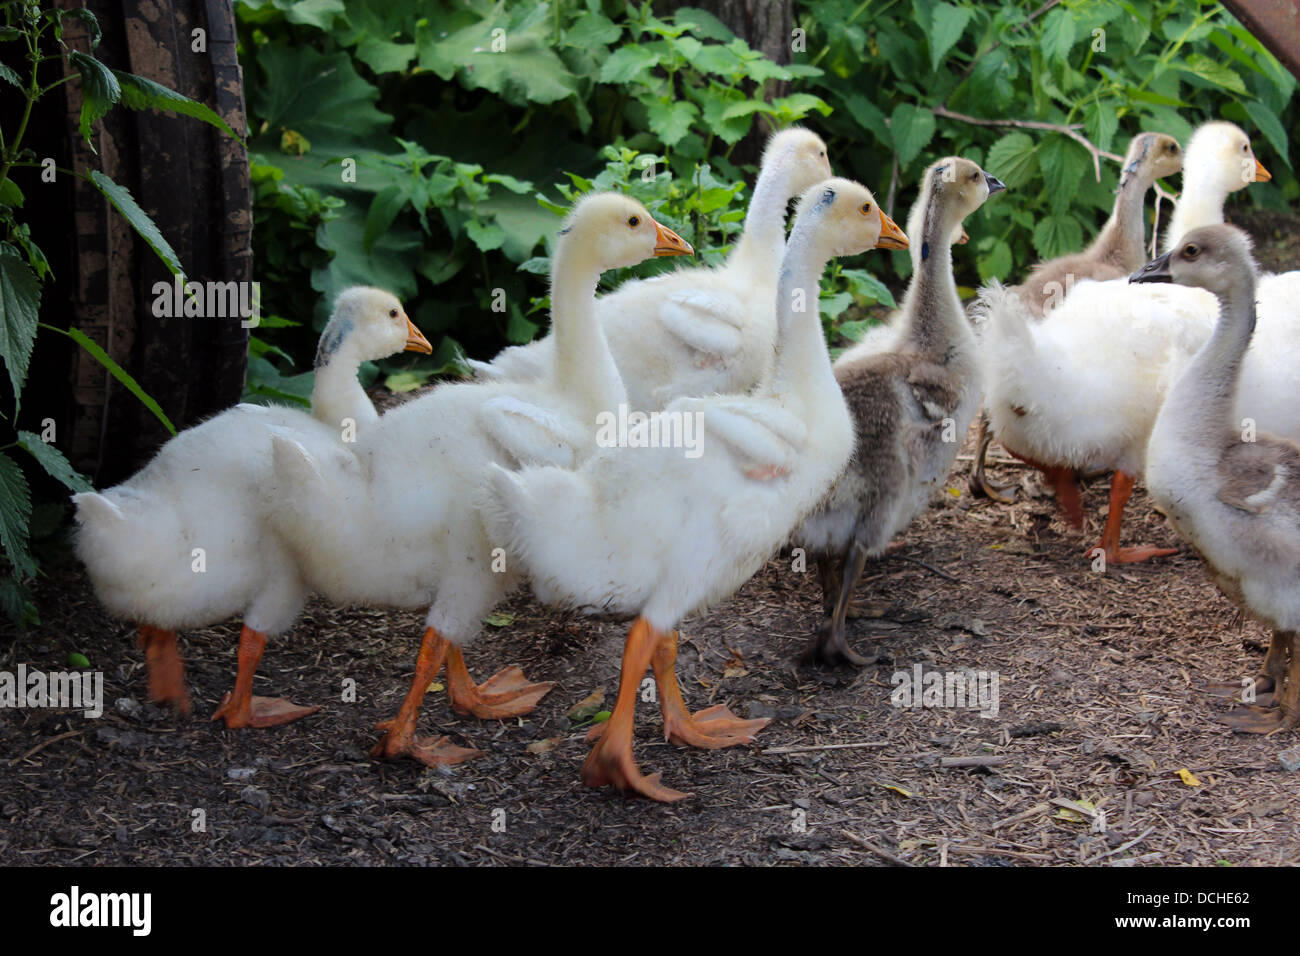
{"left": 389, "top": 309, "right": 398, "bottom": 318}
{"left": 860, "top": 202, "right": 872, "bottom": 215}
{"left": 628, "top": 215, "right": 640, "bottom": 227}
{"left": 1183, "top": 243, "right": 1200, "bottom": 258}
{"left": 1242, "top": 144, "right": 1249, "bottom": 153}
{"left": 971, "top": 171, "right": 980, "bottom": 182}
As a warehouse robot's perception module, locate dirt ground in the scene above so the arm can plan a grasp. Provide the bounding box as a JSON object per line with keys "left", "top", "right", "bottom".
{"left": 4, "top": 208, "right": 1299, "bottom": 868}
{"left": 4, "top": 421, "right": 1299, "bottom": 867}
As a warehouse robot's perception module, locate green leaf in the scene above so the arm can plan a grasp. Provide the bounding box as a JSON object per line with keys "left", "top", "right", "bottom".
{"left": 465, "top": 218, "right": 507, "bottom": 252}
{"left": 841, "top": 268, "right": 897, "bottom": 308}
{"left": 16, "top": 431, "right": 92, "bottom": 493}
{"left": 566, "top": 11, "right": 621, "bottom": 48}
{"left": 929, "top": 3, "right": 973, "bottom": 72}
{"left": 283, "top": 0, "right": 345, "bottom": 30}
{"left": 1177, "top": 53, "right": 1247, "bottom": 95}
{"left": 49, "top": 324, "right": 176, "bottom": 435}
{"left": 251, "top": 47, "right": 392, "bottom": 156}
{"left": 818, "top": 290, "right": 852, "bottom": 321}
{"left": 354, "top": 39, "right": 416, "bottom": 75}
{"left": 114, "top": 70, "right": 242, "bottom": 140}
{"left": 890, "top": 104, "right": 936, "bottom": 168}
{"left": 363, "top": 184, "right": 407, "bottom": 254}
{"left": 1242, "top": 100, "right": 1291, "bottom": 168}
{"left": 644, "top": 98, "right": 699, "bottom": 147}
{"left": 1041, "top": 7, "right": 1077, "bottom": 64}
{"left": 977, "top": 238, "right": 1012, "bottom": 282}
{"left": 67, "top": 651, "right": 92, "bottom": 668}
{"left": 0, "top": 178, "right": 24, "bottom": 208}
{"left": 1032, "top": 214, "right": 1083, "bottom": 259}
{"left": 984, "top": 132, "right": 1037, "bottom": 188}
{"left": 419, "top": 14, "right": 579, "bottom": 106}
{"left": 61, "top": 7, "right": 102, "bottom": 47}
{"left": 1083, "top": 99, "right": 1117, "bottom": 153}
{"left": 0, "top": 246, "right": 40, "bottom": 405}
{"left": 484, "top": 611, "right": 515, "bottom": 628}
{"left": 0, "top": 450, "right": 35, "bottom": 579}
{"left": 68, "top": 51, "right": 120, "bottom": 145}
{"left": 0, "top": 62, "right": 19, "bottom": 87}
{"left": 598, "top": 44, "right": 660, "bottom": 83}
{"left": 88, "top": 171, "right": 186, "bottom": 280}
{"left": 1037, "top": 136, "right": 1088, "bottom": 214}
{"left": 842, "top": 93, "right": 891, "bottom": 146}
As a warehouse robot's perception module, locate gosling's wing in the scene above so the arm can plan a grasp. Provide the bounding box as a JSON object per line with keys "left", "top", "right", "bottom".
{"left": 673, "top": 397, "right": 806, "bottom": 476}
{"left": 656, "top": 289, "right": 747, "bottom": 357}
{"left": 478, "top": 395, "right": 587, "bottom": 469}
{"left": 1217, "top": 438, "right": 1300, "bottom": 516}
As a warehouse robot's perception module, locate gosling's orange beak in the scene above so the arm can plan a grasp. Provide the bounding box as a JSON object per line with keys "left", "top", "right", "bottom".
{"left": 404, "top": 317, "right": 433, "bottom": 354}
{"left": 652, "top": 219, "right": 693, "bottom": 257}
{"left": 957, "top": 226, "right": 970, "bottom": 245}
{"left": 876, "top": 209, "right": 909, "bottom": 250}
{"left": 1253, "top": 157, "right": 1272, "bottom": 183}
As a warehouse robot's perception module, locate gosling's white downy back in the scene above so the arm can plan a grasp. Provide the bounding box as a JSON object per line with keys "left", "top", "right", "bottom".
{"left": 73, "top": 405, "right": 341, "bottom": 633}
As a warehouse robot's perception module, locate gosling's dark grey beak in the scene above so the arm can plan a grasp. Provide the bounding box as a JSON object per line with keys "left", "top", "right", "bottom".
{"left": 984, "top": 173, "right": 1007, "bottom": 195}
{"left": 1130, "top": 252, "right": 1173, "bottom": 284}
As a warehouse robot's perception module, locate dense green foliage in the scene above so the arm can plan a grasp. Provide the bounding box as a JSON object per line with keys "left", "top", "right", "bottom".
{"left": 237, "top": 0, "right": 1297, "bottom": 397}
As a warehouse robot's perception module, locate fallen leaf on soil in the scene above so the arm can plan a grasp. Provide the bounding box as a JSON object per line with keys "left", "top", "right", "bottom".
{"left": 1178, "top": 768, "right": 1202, "bottom": 787}
{"left": 483, "top": 612, "right": 515, "bottom": 628}
{"left": 566, "top": 689, "right": 605, "bottom": 723}
{"left": 526, "top": 737, "right": 563, "bottom": 755}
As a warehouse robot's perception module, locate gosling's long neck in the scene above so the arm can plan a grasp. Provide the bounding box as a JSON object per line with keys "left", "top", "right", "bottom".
{"left": 728, "top": 150, "right": 794, "bottom": 277}
{"left": 312, "top": 331, "right": 378, "bottom": 434}
{"left": 1087, "top": 165, "right": 1154, "bottom": 272}
{"left": 1163, "top": 279, "right": 1257, "bottom": 447}
{"left": 1162, "top": 164, "right": 1228, "bottom": 254}
{"left": 770, "top": 217, "right": 836, "bottom": 398}
{"left": 901, "top": 199, "right": 965, "bottom": 360}
{"left": 549, "top": 237, "right": 626, "bottom": 413}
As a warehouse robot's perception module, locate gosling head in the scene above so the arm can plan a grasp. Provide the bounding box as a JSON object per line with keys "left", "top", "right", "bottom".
{"left": 316, "top": 287, "right": 430, "bottom": 369}
{"left": 1184, "top": 121, "right": 1271, "bottom": 193}
{"left": 558, "top": 192, "right": 693, "bottom": 272}
{"left": 765, "top": 126, "right": 834, "bottom": 196}
{"left": 911, "top": 157, "right": 1005, "bottom": 253}
{"left": 792, "top": 177, "right": 907, "bottom": 258}
{"left": 1129, "top": 224, "right": 1257, "bottom": 299}
{"left": 1120, "top": 132, "right": 1183, "bottom": 188}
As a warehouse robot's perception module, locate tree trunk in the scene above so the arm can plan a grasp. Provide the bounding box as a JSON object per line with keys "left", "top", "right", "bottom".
{"left": 54, "top": 0, "right": 251, "bottom": 483}
{"left": 656, "top": 0, "right": 795, "bottom": 164}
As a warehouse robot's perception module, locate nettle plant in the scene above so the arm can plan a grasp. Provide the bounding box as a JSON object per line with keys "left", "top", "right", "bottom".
{"left": 0, "top": 2, "right": 237, "bottom": 624}
{"left": 236, "top": 0, "right": 900, "bottom": 385}
{"left": 796, "top": 0, "right": 1296, "bottom": 288}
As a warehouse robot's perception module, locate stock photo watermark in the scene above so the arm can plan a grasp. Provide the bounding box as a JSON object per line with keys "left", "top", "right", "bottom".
{"left": 0, "top": 664, "right": 103, "bottom": 718}
{"left": 890, "top": 665, "right": 1000, "bottom": 718}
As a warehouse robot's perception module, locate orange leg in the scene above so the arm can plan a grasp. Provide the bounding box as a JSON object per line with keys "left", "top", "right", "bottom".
{"left": 581, "top": 617, "right": 689, "bottom": 802}
{"left": 138, "top": 625, "right": 191, "bottom": 716}
{"left": 445, "top": 645, "right": 553, "bottom": 719}
{"left": 211, "top": 625, "right": 322, "bottom": 730}
{"left": 652, "top": 630, "right": 769, "bottom": 748}
{"left": 1086, "top": 470, "right": 1178, "bottom": 565}
{"left": 1043, "top": 465, "right": 1084, "bottom": 530}
{"left": 371, "top": 627, "right": 480, "bottom": 767}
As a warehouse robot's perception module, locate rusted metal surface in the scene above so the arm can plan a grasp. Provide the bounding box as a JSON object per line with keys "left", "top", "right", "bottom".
{"left": 1223, "top": 0, "right": 1300, "bottom": 79}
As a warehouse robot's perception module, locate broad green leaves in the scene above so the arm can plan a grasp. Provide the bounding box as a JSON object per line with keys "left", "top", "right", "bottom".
{"left": 985, "top": 132, "right": 1037, "bottom": 188}
{"left": 0, "top": 451, "right": 35, "bottom": 579}
{"left": 891, "top": 104, "right": 936, "bottom": 168}
{"left": 928, "top": 3, "right": 973, "bottom": 71}
{"left": 16, "top": 431, "right": 92, "bottom": 494}
{"left": 250, "top": 47, "right": 393, "bottom": 155}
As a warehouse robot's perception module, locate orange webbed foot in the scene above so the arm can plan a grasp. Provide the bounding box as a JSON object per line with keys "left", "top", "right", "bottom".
{"left": 212, "top": 693, "right": 320, "bottom": 729}
{"left": 1087, "top": 543, "right": 1178, "bottom": 565}
{"left": 371, "top": 718, "right": 482, "bottom": 767}
{"left": 580, "top": 736, "right": 690, "bottom": 802}
{"left": 446, "top": 649, "right": 554, "bottom": 719}
{"left": 663, "top": 703, "right": 770, "bottom": 750}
